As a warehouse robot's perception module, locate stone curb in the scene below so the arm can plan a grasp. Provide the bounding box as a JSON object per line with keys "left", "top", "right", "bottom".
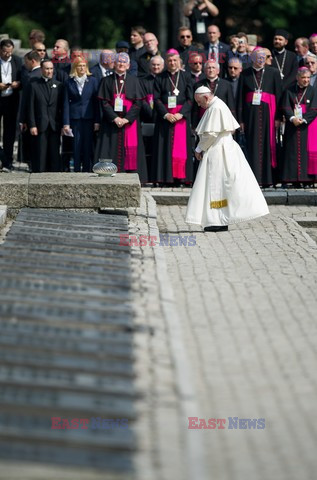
{"left": 148, "top": 189, "right": 317, "bottom": 206}
{"left": 0, "top": 205, "right": 7, "bottom": 227}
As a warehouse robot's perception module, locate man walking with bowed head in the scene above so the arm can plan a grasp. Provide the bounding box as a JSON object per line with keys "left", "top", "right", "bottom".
{"left": 186, "top": 86, "right": 269, "bottom": 232}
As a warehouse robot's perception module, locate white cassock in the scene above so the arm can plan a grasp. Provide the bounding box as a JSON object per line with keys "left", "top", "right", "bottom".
{"left": 186, "top": 96, "right": 269, "bottom": 228}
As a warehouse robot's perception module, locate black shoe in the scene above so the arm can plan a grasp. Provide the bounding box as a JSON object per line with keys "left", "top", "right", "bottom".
{"left": 204, "top": 225, "right": 228, "bottom": 232}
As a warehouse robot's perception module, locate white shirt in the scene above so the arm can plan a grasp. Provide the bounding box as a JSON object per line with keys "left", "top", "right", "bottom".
{"left": 1, "top": 57, "right": 13, "bottom": 97}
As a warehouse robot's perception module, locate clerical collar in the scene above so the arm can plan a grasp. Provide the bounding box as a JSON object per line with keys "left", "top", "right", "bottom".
{"left": 275, "top": 48, "right": 285, "bottom": 54}
{"left": 42, "top": 76, "right": 51, "bottom": 82}
{"left": 209, "top": 77, "right": 218, "bottom": 82}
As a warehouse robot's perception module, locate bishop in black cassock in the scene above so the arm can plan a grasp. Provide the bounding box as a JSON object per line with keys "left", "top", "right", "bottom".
{"left": 95, "top": 53, "right": 147, "bottom": 182}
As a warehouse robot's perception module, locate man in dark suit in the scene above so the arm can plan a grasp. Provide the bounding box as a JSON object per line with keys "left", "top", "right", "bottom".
{"left": 0, "top": 39, "right": 22, "bottom": 171}
{"left": 90, "top": 49, "right": 115, "bottom": 85}
{"left": 203, "top": 24, "right": 229, "bottom": 78}
{"left": 19, "top": 50, "right": 42, "bottom": 169}
{"left": 28, "top": 59, "right": 64, "bottom": 172}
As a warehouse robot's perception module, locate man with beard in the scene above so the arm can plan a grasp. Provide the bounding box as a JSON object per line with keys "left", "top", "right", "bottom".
{"left": 281, "top": 67, "right": 317, "bottom": 187}
{"left": 95, "top": 52, "right": 147, "bottom": 182}
{"left": 272, "top": 29, "right": 298, "bottom": 89}
{"left": 152, "top": 49, "right": 193, "bottom": 185}
{"left": 237, "top": 47, "right": 282, "bottom": 186}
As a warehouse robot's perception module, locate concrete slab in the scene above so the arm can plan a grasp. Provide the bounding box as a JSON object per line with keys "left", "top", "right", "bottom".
{"left": 287, "top": 189, "right": 317, "bottom": 205}
{"left": 0, "top": 173, "right": 141, "bottom": 209}
{"left": 0, "top": 173, "right": 28, "bottom": 208}
{"left": 263, "top": 190, "right": 287, "bottom": 204}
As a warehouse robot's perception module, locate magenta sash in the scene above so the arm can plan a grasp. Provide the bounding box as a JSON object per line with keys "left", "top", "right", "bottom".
{"left": 246, "top": 91, "right": 277, "bottom": 168}
{"left": 302, "top": 104, "right": 317, "bottom": 174}
{"left": 111, "top": 94, "right": 138, "bottom": 170}
{"left": 164, "top": 104, "right": 187, "bottom": 178}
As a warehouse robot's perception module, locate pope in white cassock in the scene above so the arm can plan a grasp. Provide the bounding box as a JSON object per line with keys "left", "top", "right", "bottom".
{"left": 185, "top": 86, "right": 269, "bottom": 232}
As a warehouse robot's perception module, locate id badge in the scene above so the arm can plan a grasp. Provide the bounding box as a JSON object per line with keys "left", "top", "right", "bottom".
{"left": 252, "top": 91, "right": 262, "bottom": 105}
{"left": 168, "top": 96, "right": 177, "bottom": 108}
{"left": 196, "top": 21, "right": 206, "bottom": 34}
{"left": 294, "top": 104, "right": 303, "bottom": 119}
{"left": 114, "top": 96, "right": 123, "bottom": 112}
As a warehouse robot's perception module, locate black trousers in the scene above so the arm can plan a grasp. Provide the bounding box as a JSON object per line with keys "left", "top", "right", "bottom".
{"left": 32, "top": 127, "right": 62, "bottom": 172}
{"left": 0, "top": 95, "right": 19, "bottom": 168}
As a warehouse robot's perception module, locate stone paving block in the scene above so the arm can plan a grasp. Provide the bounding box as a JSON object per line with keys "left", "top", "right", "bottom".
{"left": 151, "top": 192, "right": 190, "bottom": 205}
{"left": 263, "top": 190, "right": 287, "bottom": 204}
{"left": 293, "top": 216, "right": 317, "bottom": 227}
{"left": 287, "top": 190, "right": 317, "bottom": 205}
{"left": 0, "top": 174, "right": 28, "bottom": 208}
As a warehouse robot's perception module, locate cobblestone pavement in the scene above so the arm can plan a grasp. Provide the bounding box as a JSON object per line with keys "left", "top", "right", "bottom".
{"left": 153, "top": 205, "right": 317, "bottom": 480}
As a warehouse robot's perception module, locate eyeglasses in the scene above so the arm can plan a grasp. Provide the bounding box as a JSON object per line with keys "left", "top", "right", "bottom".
{"left": 36, "top": 49, "right": 46, "bottom": 52}
{"left": 181, "top": 35, "right": 191, "bottom": 39}
{"left": 228, "top": 66, "right": 239, "bottom": 69}
{"left": 193, "top": 61, "right": 202, "bottom": 64}
{"left": 306, "top": 61, "right": 316, "bottom": 65}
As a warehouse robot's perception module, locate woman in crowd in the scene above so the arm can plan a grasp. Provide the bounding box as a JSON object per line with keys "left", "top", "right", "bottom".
{"left": 63, "top": 57, "right": 100, "bottom": 172}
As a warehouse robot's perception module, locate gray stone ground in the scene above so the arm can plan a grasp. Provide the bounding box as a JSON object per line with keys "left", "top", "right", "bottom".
{"left": 1, "top": 184, "right": 317, "bottom": 479}
{"left": 152, "top": 204, "right": 317, "bottom": 480}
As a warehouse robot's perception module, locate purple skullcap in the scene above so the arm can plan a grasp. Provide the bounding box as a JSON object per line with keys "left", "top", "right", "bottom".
{"left": 166, "top": 48, "right": 179, "bottom": 56}
{"left": 297, "top": 66, "right": 310, "bottom": 75}
{"left": 115, "top": 52, "right": 130, "bottom": 63}
{"left": 310, "top": 33, "right": 317, "bottom": 38}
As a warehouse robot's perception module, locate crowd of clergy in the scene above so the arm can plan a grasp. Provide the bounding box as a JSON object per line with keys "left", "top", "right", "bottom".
{"left": 1, "top": 13, "right": 317, "bottom": 188}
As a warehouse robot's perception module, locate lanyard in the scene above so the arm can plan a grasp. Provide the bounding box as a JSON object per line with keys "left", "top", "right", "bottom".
{"left": 115, "top": 73, "right": 126, "bottom": 97}
{"left": 274, "top": 51, "right": 286, "bottom": 79}
{"left": 168, "top": 70, "right": 180, "bottom": 95}
{"left": 253, "top": 68, "right": 265, "bottom": 91}
{"left": 295, "top": 86, "right": 308, "bottom": 106}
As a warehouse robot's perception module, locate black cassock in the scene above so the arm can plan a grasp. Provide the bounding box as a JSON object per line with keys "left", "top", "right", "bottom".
{"left": 281, "top": 84, "right": 317, "bottom": 183}
{"left": 152, "top": 70, "right": 193, "bottom": 184}
{"left": 95, "top": 73, "right": 147, "bottom": 182}
{"left": 237, "top": 66, "right": 282, "bottom": 186}
{"left": 271, "top": 50, "right": 298, "bottom": 91}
